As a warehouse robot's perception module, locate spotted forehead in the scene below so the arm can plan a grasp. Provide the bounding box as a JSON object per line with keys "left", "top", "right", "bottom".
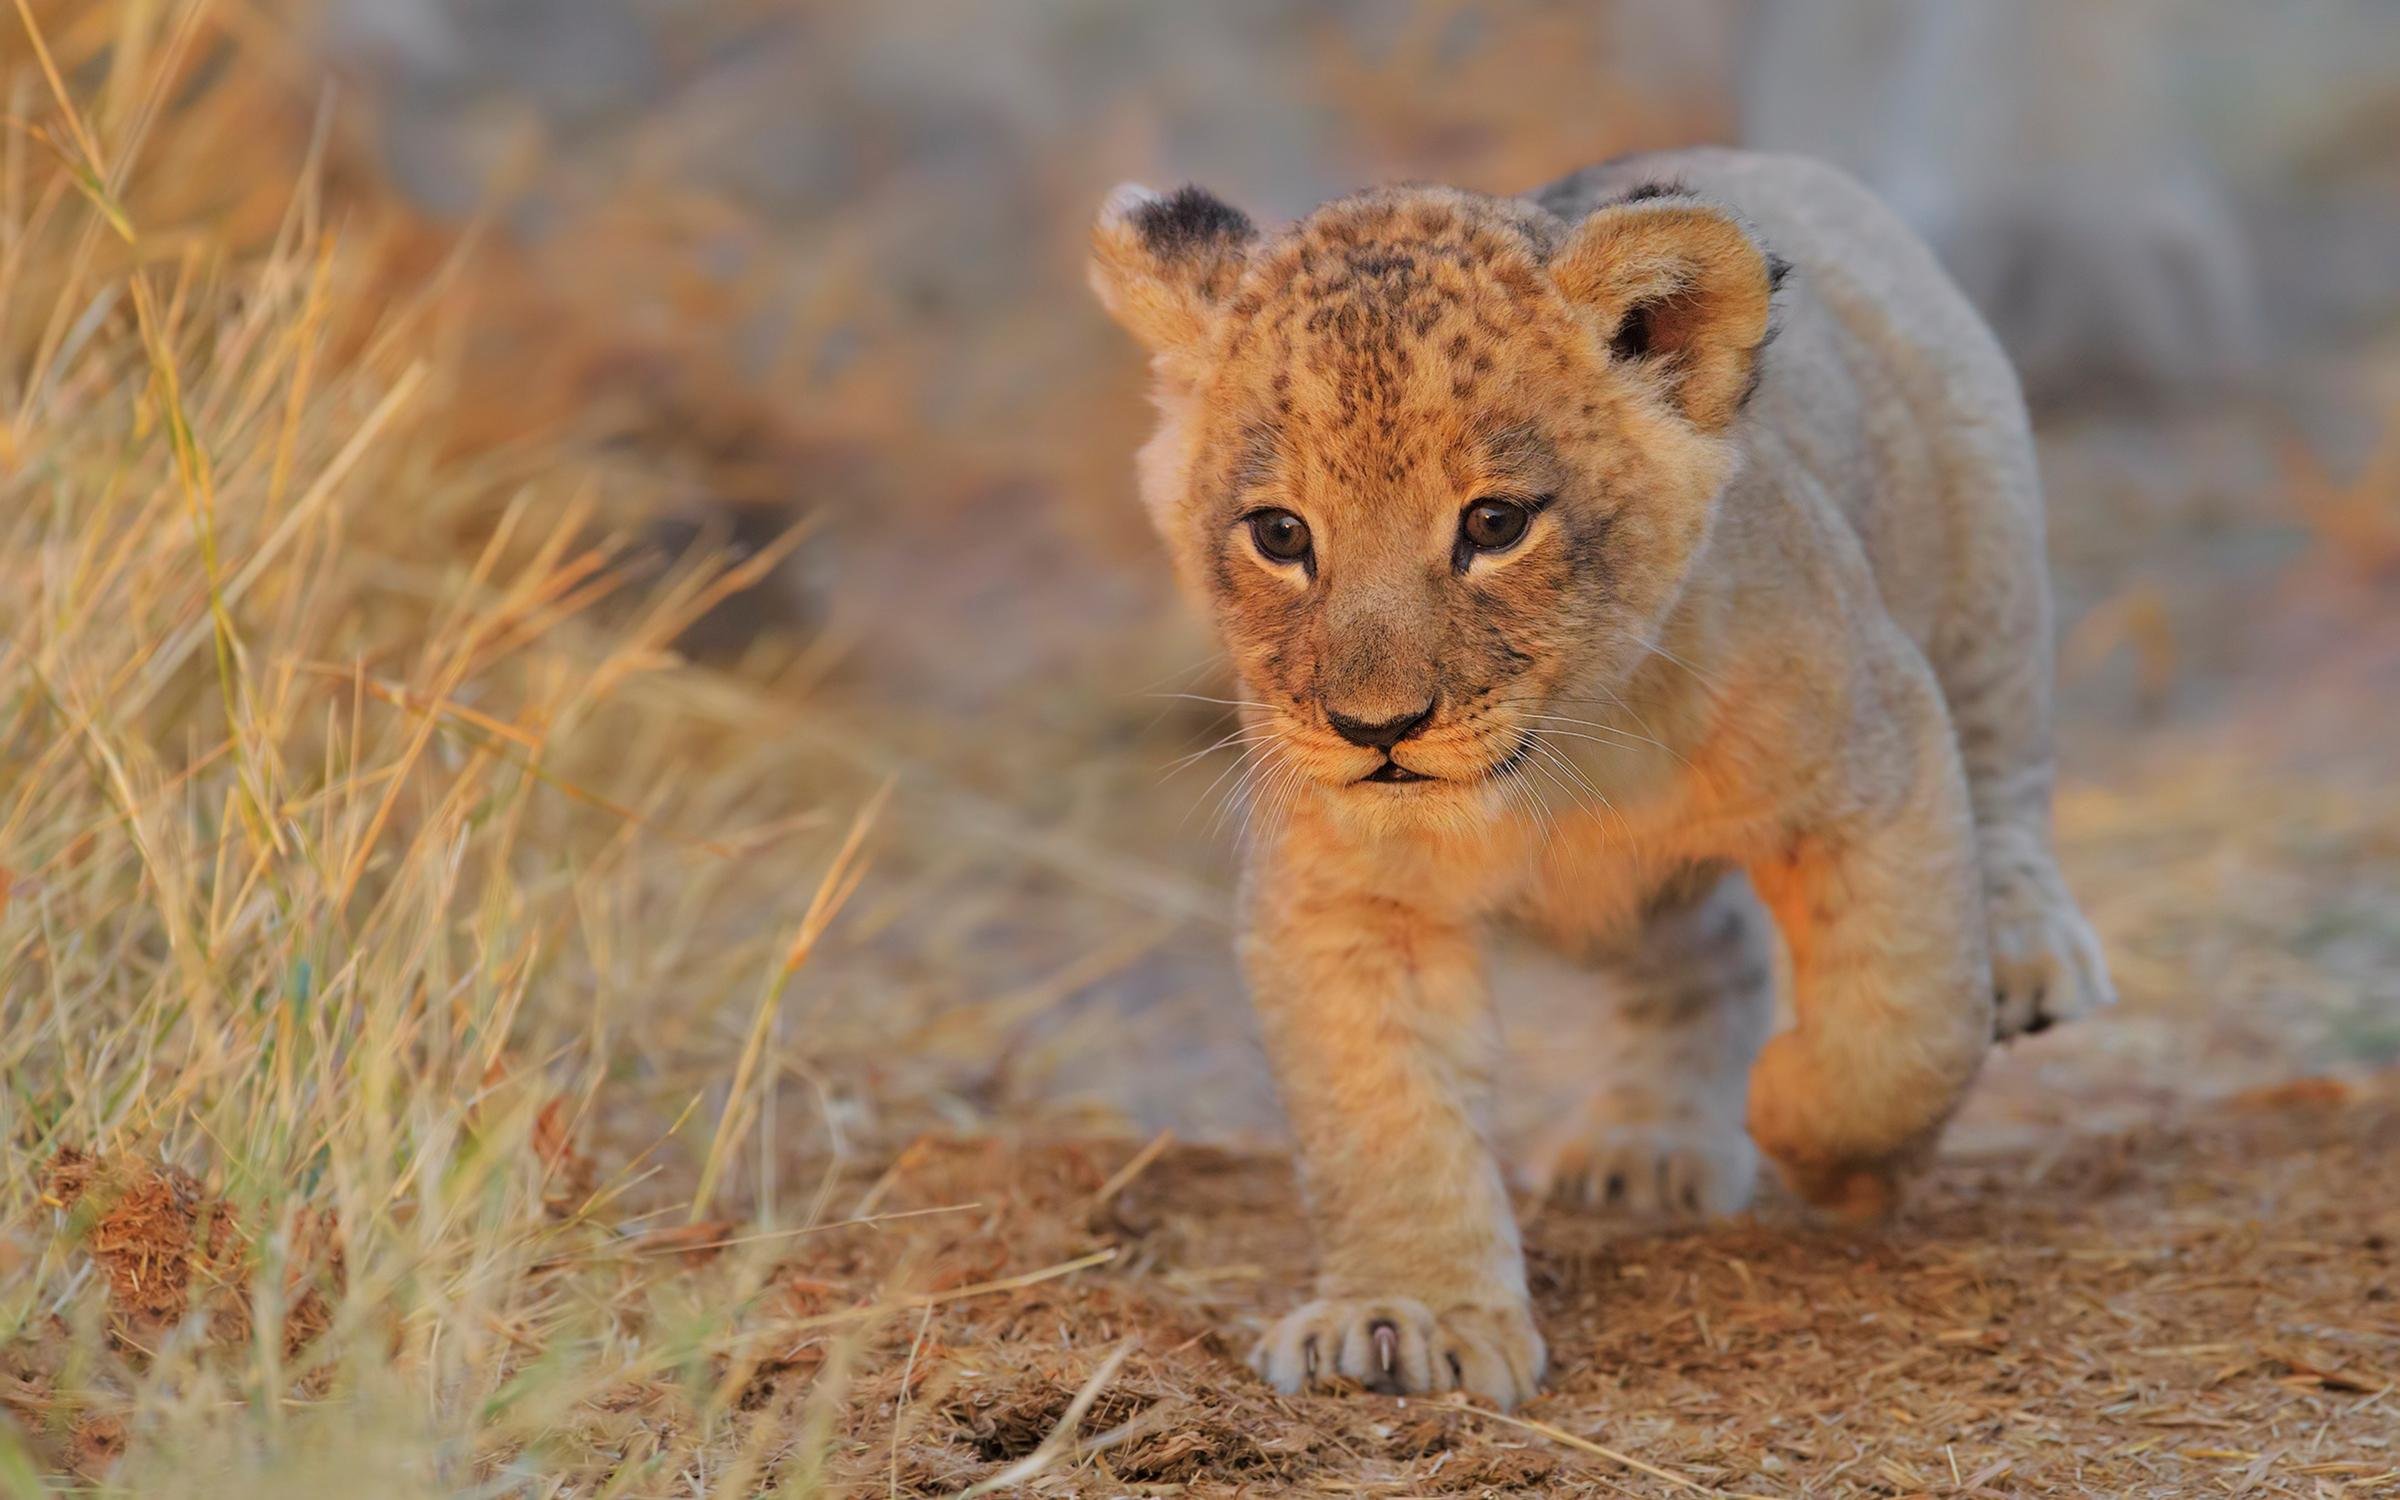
{"left": 1213, "top": 192, "right": 1575, "bottom": 488}
{"left": 1230, "top": 194, "right": 1555, "bottom": 359}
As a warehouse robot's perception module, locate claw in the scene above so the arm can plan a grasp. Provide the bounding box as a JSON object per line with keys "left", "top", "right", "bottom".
{"left": 1371, "top": 1319, "right": 1398, "bottom": 1376}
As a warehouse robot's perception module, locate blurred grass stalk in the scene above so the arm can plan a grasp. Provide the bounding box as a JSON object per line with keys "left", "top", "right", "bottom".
{"left": 1, "top": 2, "right": 872, "bottom": 1490}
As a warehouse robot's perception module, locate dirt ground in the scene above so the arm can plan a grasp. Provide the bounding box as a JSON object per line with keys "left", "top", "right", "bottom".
{"left": 762, "top": 1091, "right": 2397, "bottom": 1496}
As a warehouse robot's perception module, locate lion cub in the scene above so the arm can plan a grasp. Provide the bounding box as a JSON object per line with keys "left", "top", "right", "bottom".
{"left": 1090, "top": 148, "right": 2112, "bottom": 1409}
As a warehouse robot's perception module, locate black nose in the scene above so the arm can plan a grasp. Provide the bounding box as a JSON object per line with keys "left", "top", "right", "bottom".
{"left": 1326, "top": 701, "right": 1436, "bottom": 750}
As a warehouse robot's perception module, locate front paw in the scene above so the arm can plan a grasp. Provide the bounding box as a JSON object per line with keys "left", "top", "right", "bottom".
{"left": 1746, "top": 1032, "right": 1948, "bottom": 1222}
{"left": 1985, "top": 860, "right": 2115, "bottom": 1039}
{"left": 1525, "top": 1115, "right": 1757, "bottom": 1219}
{"left": 1250, "top": 1297, "right": 1545, "bottom": 1410}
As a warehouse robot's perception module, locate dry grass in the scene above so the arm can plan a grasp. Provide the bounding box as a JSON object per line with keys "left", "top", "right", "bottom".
{"left": 5, "top": 3, "right": 2399, "bottom": 1497}
{"left": 0, "top": 6, "right": 914, "bottom": 1491}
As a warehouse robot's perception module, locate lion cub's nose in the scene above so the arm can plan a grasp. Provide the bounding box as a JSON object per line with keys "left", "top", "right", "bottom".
{"left": 1326, "top": 701, "right": 1436, "bottom": 750}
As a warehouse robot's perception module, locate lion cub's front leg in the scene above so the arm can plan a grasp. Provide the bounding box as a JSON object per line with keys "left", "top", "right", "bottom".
{"left": 1240, "top": 837, "right": 1542, "bottom": 1409}
{"left": 1745, "top": 665, "right": 1997, "bottom": 1219}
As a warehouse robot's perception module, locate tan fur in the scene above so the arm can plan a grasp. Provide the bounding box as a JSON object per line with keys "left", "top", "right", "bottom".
{"left": 1091, "top": 150, "right": 2113, "bottom": 1409}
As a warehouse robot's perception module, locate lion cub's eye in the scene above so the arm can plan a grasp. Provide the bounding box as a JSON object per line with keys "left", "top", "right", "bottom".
{"left": 1458, "top": 498, "right": 1532, "bottom": 555}
{"left": 1246, "top": 508, "right": 1314, "bottom": 566}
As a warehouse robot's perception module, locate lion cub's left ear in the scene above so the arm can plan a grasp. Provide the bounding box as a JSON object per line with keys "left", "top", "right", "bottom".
{"left": 1550, "top": 196, "right": 1785, "bottom": 434}
{"left": 1088, "top": 183, "right": 1258, "bottom": 361}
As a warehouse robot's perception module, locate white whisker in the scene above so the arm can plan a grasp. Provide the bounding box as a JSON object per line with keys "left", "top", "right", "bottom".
{"left": 1485, "top": 689, "right": 1686, "bottom": 766}
{"left": 1243, "top": 754, "right": 1309, "bottom": 852}
{"left": 1521, "top": 731, "right": 1630, "bottom": 844}
{"left": 1233, "top": 750, "right": 1308, "bottom": 849}
{"left": 1504, "top": 757, "right": 1559, "bottom": 846}
{"left": 1186, "top": 741, "right": 1274, "bottom": 830}
{"left": 1146, "top": 691, "right": 1281, "bottom": 711}
{"left": 1625, "top": 634, "right": 1720, "bottom": 696}
{"left": 1537, "top": 689, "right": 1678, "bottom": 750}
{"left": 1522, "top": 721, "right": 1674, "bottom": 761}
{"left": 1161, "top": 728, "right": 1278, "bottom": 778}
{"left": 1126, "top": 653, "right": 1232, "bottom": 697}
{"left": 1212, "top": 743, "right": 1289, "bottom": 842}
{"left": 1513, "top": 752, "right": 1576, "bottom": 844}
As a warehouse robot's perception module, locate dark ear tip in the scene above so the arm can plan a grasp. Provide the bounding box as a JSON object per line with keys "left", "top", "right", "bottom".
{"left": 1131, "top": 184, "right": 1255, "bottom": 259}
{"left": 1617, "top": 179, "right": 1688, "bottom": 204}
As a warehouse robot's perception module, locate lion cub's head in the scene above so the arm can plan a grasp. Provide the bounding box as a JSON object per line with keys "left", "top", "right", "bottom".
{"left": 1091, "top": 180, "right": 1780, "bottom": 807}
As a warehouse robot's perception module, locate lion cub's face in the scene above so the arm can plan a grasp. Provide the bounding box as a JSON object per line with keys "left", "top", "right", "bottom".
{"left": 1091, "top": 182, "right": 1777, "bottom": 807}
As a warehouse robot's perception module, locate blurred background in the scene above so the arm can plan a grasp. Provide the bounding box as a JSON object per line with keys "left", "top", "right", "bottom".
{"left": 5, "top": 2, "right": 2398, "bottom": 1490}
{"left": 295, "top": 0, "right": 2400, "bottom": 1135}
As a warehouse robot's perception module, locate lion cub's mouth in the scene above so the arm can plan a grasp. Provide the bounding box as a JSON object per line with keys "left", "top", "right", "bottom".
{"left": 1356, "top": 738, "right": 1537, "bottom": 787}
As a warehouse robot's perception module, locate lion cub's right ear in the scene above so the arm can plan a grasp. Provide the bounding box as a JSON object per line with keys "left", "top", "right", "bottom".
{"left": 1088, "top": 183, "right": 1258, "bottom": 359}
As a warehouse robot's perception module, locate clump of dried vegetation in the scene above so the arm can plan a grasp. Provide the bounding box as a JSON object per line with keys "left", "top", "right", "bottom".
{"left": 5, "top": 3, "right": 2400, "bottom": 1497}
{"left": 0, "top": 4, "right": 924, "bottom": 1491}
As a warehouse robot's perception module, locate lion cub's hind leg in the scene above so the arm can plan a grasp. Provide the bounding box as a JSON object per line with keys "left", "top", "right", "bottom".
{"left": 1946, "top": 608, "right": 2116, "bottom": 1039}
{"left": 1522, "top": 866, "right": 1773, "bottom": 1220}
{"left": 1978, "top": 813, "right": 2115, "bottom": 1038}
{"left": 1929, "top": 433, "right": 2117, "bottom": 1040}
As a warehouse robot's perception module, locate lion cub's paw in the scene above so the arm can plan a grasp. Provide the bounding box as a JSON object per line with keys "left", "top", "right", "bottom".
{"left": 1251, "top": 1297, "right": 1545, "bottom": 1410}
{"left": 1746, "top": 1032, "right": 1944, "bottom": 1222}
{"left": 1525, "top": 1116, "right": 1757, "bottom": 1219}
{"left": 1985, "top": 859, "right": 2115, "bottom": 1039}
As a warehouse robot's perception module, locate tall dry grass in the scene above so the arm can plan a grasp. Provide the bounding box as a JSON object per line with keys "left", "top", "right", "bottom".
{"left": 0, "top": 6, "right": 915, "bottom": 1491}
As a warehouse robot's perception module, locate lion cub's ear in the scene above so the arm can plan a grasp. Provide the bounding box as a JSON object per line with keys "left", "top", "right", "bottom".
{"left": 1088, "top": 183, "right": 1258, "bottom": 360}
{"left": 1550, "top": 195, "right": 1784, "bottom": 434}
